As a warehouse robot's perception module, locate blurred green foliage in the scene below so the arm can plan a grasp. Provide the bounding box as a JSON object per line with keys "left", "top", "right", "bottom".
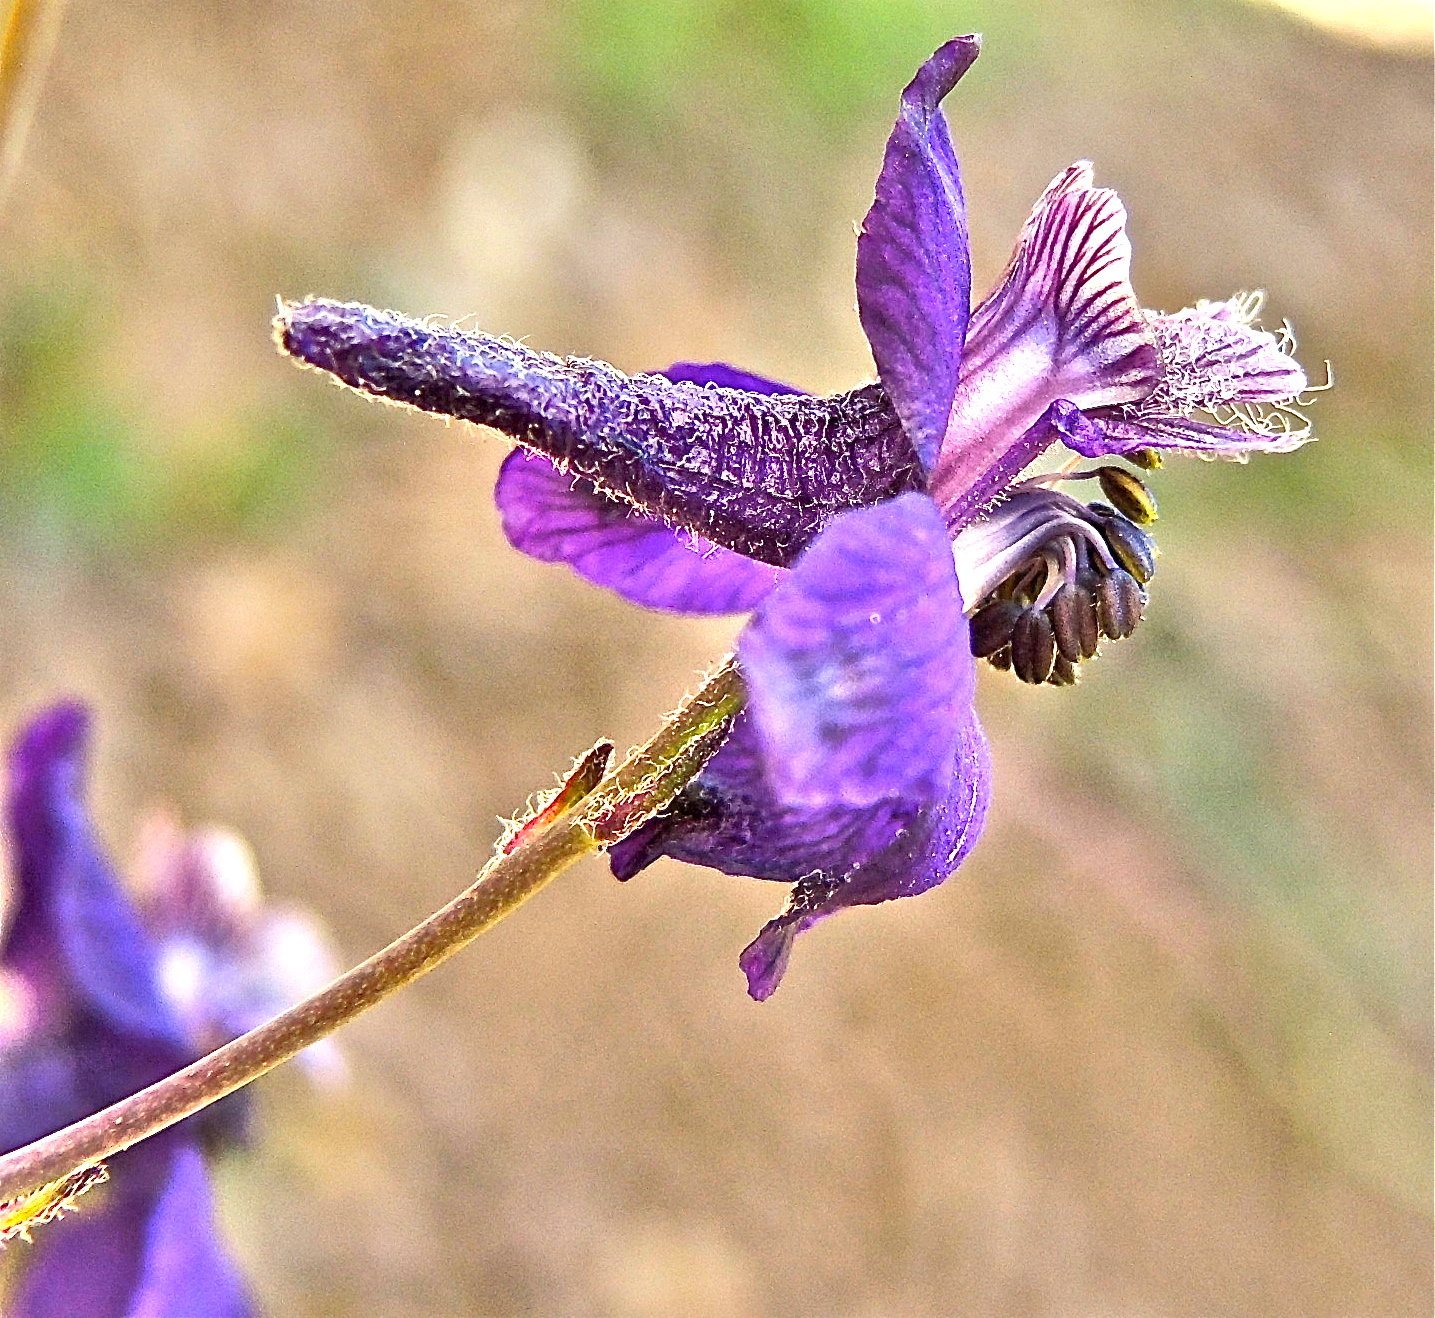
{"left": 0, "top": 287, "right": 329, "bottom": 550}
{"left": 566, "top": 0, "right": 1019, "bottom": 133}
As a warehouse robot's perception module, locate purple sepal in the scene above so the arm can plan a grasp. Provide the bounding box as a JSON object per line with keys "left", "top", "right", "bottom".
{"left": 609, "top": 710, "right": 927, "bottom": 885}
{"left": 856, "top": 36, "right": 979, "bottom": 472}
{"left": 739, "top": 493, "right": 971, "bottom": 807}
{"left": 738, "top": 704, "right": 989, "bottom": 999}
{"left": 611, "top": 701, "right": 991, "bottom": 1001}
{"left": 608, "top": 495, "right": 990, "bottom": 999}
{"left": 9, "top": 1134, "right": 252, "bottom": 1318}
{"left": 496, "top": 451, "right": 786, "bottom": 614}
{"left": 0, "top": 1015, "right": 188, "bottom": 1154}
{"left": 493, "top": 360, "right": 803, "bottom": 613}
{"left": 660, "top": 361, "right": 805, "bottom": 394}
{"left": 125, "top": 1142, "right": 253, "bottom": 1318}
{"left": 4, "top": 704, "right": 183, "bottom": 1048}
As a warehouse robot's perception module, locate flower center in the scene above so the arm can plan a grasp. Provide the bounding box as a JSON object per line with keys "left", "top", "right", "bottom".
{"left": 952, "top": 462, "right": 1160, "bottom": 686}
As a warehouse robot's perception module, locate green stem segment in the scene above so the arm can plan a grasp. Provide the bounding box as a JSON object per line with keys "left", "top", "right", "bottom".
{"left": 0, "top": 659, "right": 744, "bottom": 1207}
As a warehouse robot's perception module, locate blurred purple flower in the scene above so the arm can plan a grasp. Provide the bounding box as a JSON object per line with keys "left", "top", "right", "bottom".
{"left": 133, "top": 810, "right": 345, "bottom": 1089}
{"left": 278, "top": 36, "right": 1313, "bottom": 999}
{"left": 0, "top": 704, "right": 338, "bottom": 1314}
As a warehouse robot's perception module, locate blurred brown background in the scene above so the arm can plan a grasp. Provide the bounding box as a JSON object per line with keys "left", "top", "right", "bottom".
{"left": 0, "top": 0, "right": 1430, "bottom": 1314}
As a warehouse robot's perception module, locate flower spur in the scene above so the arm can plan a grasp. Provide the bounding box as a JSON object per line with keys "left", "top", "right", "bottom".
{"left": 278, "top": 35, "right": 1314, "bottom": 1000}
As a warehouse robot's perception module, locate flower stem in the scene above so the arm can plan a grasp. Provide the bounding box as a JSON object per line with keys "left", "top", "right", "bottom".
{"left": 0, "top": 659, "right": 743, "bottom": 1205}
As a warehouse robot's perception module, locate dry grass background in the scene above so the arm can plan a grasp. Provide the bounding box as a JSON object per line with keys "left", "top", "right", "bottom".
{"left": 0, "top": 1, "right": 1429, "bottom": 1314}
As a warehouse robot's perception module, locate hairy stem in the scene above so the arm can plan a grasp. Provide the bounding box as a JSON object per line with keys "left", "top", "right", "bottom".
{"left": 0, "top": 659, "right": 743, "bottom": 1205}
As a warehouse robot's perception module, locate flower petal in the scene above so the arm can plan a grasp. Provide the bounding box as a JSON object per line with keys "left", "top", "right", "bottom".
{"left": 1078, "top": 295, "right": 1315, "bottom": 458}
{"left": 493, "top": 360, "right": 803, "bottom": 613}
{"left": 1068, "top": 409, "right": 1313, "bottom": 459}
{"left": 739, "top": 492, "right": 971, "bottom": 808}
{"left": 856, "top": 36, "right": 979, "bottom": 472}
{"left": 930, "top": 163, "right": 1160, "bottom": 525}
{"left": 738, "top": 703, "right": 990, "bottom": 1000}
{"left": 4, "top": 704, "right": 182, "bottom": 1047}
{"left": 279, "top": 301, "right": 922, "bottom": 566}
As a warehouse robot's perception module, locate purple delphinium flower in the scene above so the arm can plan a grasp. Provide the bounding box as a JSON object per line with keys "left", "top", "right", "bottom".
{"left": 277, "top": 36, "right": 1314, "bottom": 999}
{"left": 0, "top": 704, "right": 254, "bottom": 1317}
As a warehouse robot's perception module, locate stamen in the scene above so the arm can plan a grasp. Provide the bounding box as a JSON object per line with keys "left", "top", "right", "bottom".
{"left": 1010, "top": 609, "right": 1057, "bottom": 684}
{"left": 1096, "top": 570, "right": 1144, "bottom": 638}
{"left": 1096, "top": 466, "right": 1157, "bottom": 524}
{"left": 960, "top": 474, "right": 1161, "bottom": 685}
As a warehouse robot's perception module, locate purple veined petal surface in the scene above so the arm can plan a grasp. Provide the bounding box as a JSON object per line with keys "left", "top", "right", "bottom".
{"left": 738, "top": 702, "right": 991, "bottom": 1000}
{"left": 3, "top": 704, "right": 184, "bottom": 1048}
{"left": 929, "top": 163, "right": 1161, "bottom": 526}
{"left": 1071, "top": 409, "right": 1312, "bottom": 458}
{"left": 739, "top": 492, "right": 971, "bottom": 808}
{"left": 856, "top": 35, "right": 979, "bottom": 473}
{"left": 1148, "top": 300, "right": 1308, "bottom": 405}
{"left": 494, "top": 361, "right": 802, "bottom": 614}
{"left": 9, "top": 1133, "right": 252, "bottom": 1318}
{"left": 496, "top": 450, "right": 787, "bottom": 614}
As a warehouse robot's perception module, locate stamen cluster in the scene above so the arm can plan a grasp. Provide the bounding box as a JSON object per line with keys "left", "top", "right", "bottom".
{"left": 959, "top": 460, "right": 1160, "bottom": 685}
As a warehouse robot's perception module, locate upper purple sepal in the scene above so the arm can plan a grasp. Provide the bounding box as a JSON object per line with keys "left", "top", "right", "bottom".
{"left": 279, "top": 302, "right": 921, "bottom": 567}
{"left": 739, "top": 493, "right": 971, "bottom": 807}
{"left": 856, "top": 36, "right": 979, "bottom": 473}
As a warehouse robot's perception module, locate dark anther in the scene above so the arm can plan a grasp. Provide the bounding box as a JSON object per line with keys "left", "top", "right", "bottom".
{"left": 1097, "top": 569, "right": 1145, "bottom": 639}
{"left": 969, "top": 599, "right": 1024, "bottom": 658}
{"left": 1127, "top": 447, "right": 1163, "bottom": 470}
{"left": 986, "top": 646, "right": 1012, "bottom": 672}
{"left": 1049, "top": 581, "right": 1100, "bottom": 662}
{"left": 1010, "top": 608, "right": 1056, "bottom": 684}
{"left": 1097, "top": 466, "right": 1158, "bottom": 525}
{"left": 1046, "top": 654, "right": 1079, "bottom": 686}
{"left": 1101, "top": 514, "right": 1157, "bottom": 583}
